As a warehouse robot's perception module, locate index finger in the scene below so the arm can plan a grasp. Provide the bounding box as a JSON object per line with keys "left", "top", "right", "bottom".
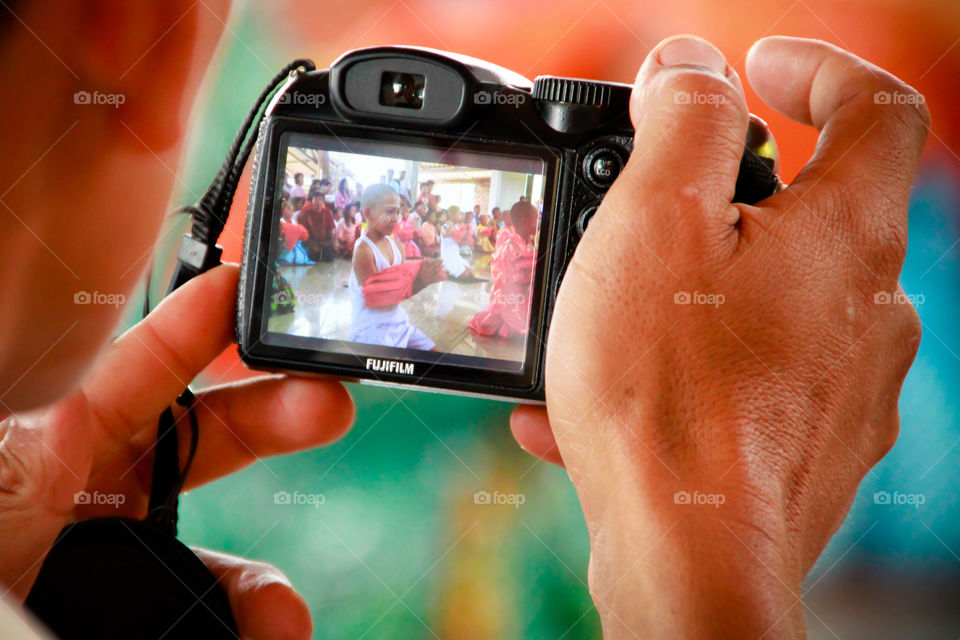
{"left": 82, "top": 264, "right": 239, "bottom": 463}
{"left": 746, "top": 37, "right": 930, "bottom": 219}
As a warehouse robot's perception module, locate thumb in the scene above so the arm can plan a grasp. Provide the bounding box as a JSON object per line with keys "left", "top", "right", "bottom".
{"left": 0, "top": 392, "right": 92, "bottom": 600}
{"left": 613, "top": 35, "right": 748, "bottom": 233}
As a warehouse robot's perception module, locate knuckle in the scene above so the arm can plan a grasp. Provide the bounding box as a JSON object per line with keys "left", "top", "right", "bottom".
{"left": 0, "top": 420, "right": 40, "bottom": 504}
{"left": 888, "top": 83, "right": 931, "bottom": 137}
{"left": 896, "top": 301, "right": 923, "bottom": 366}
{"left": 870, "top": 78, "right": 931, "bottom": 157}
{"left": 643, "top": 68, "right": 747, "bottom": 135}
{"left": 873, "top": 415, "right": 901, "bottom": 463}
{"left": 137, "top": 321, "right": 198, "bottom": 387}
{"left": 867, "top": 305, "right": 920, "bottom": 464}
{"left": 823, "top": 173, "right": 909, "bottom": 270}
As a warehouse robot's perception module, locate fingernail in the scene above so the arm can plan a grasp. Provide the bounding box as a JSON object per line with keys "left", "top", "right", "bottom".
{"left": 657, "top": 36, "right": 728, "bottom": 75}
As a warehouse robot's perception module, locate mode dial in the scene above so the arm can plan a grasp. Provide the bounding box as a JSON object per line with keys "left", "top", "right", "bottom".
{"left": 532, "top": 77, "right": 613, "bottom": 107}
{"left": 531, "top": 76, "right": 629, "bottom": 134}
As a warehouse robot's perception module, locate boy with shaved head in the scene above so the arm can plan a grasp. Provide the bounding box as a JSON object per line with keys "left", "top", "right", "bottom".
{"left": 349, "top": 184, "right": 445, "bottom": 350}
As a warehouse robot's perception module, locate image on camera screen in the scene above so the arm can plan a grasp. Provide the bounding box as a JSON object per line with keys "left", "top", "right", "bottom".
{"left": 262, "top": 133, "right": 548, "bottom": 374}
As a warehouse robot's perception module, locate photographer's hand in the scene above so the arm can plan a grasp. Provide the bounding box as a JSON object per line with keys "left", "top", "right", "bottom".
{"left": 511, "top": 35, "right": 928, "bottom": 638}
{"left": 0, "top": 264, "right": 354, "bottom": 640}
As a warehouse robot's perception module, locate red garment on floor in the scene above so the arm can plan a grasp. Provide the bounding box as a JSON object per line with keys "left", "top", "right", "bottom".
{"left": 362, "top": 260, "right": 444, "bottom": 308}
{"left": 468, "top": 227, "right": 535, "bottom": 338}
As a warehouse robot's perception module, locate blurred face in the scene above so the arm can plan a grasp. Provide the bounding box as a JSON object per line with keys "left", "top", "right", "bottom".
{"left": 281, "top": 205, "right": 294, "bottom": 221}
{"left": 415, "top": 202, "right": 426, "bottom": 216}
{"left": 512, "top": 204, "right": 538, "bottom": 239}
{"left": 365, "top": 192, "right": 401, "bottom": 235}
{"left": 0, "top": 0, "right": 230, "bottom": 410}
{"left": 401, "top": 207, "right": 410, "bottom": 221}
{"left": 518, "top": 216, "right": 537, "bottom": 239}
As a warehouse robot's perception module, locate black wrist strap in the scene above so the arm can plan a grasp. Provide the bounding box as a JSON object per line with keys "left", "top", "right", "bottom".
{"left": 146, "top": 389, "right": 199, "bottom": 535}
{"left": 145, "top": 58, "right": 316, "bottom": 536}
{"left": 27, "top": 57, "right": 318, "bottom": 640}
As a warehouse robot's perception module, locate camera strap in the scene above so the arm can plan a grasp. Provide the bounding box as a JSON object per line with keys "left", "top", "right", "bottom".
{"left": 25, "top": 58, "right": 316, "bottom": 640}
{"left": 149, "top": 57, "right": 316, "bottom": 532}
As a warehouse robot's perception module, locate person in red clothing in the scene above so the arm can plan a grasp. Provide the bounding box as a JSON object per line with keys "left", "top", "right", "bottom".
{"left": 468, "top": 201, "right": 538, "bottom": 338}
{"left": 417, "top": 208, "right": 440, "bottom": 257}
{"left": 278, "top": 201, "right": 310, "bottom": 264}
{"left": 416, "top": 180, "right": 439, "bottom": 213}
{"left": 393, "top": 205, "right": 422, "bottom": 259}
{"left": 335, "top": 202, "right": 360, "bottom": 258}
{"left": 279, "top": 201, "right": 308, "bottom": 250}
{"left": 298, "top": 182, "right": 336, "bottom": 262}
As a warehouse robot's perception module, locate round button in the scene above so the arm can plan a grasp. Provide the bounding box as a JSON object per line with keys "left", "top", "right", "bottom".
{"left": 577, "top": 205, "right": 598, "bottom": 235}
{"left": 583, "top": 148, "right": 623, "bottom": 187}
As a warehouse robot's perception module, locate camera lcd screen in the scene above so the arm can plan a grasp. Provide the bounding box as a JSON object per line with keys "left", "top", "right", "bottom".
{"left": 261, "top": 132, "right": 549, "bottom": 377}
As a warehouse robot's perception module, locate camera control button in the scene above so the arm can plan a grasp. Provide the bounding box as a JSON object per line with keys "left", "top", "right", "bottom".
{"left": 584, "top": 149, "right": 623, "bottom": 187}
{"left": 577, "top": 204, "right": 598, "bottom": 235}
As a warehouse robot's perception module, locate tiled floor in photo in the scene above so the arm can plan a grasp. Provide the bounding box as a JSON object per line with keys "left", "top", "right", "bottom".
{"left": 267, "top": 253, "right": 527, "bottom": 362}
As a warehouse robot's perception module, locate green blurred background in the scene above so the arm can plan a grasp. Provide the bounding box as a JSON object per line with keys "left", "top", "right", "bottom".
{"left": 151, "top": 10, "right": 604, "bottom": 638}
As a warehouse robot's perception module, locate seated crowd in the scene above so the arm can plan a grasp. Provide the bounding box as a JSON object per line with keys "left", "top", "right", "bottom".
{"left": 276, "top": 171, "right": 541, "bottom": 341}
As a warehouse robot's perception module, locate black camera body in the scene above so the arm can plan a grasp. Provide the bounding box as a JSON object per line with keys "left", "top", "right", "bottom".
{"left": 237, "top": 46, "right": 777, "bottom": 403}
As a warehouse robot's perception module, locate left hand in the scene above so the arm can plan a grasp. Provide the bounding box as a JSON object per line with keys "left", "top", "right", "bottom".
{"left": 0, "top": 264, "right": 354, "bottom": 640}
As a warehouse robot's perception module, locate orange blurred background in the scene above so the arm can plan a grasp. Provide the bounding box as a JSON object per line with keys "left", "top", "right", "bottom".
{"left": 206, "top": 0, "right": 960, "bottom": 380}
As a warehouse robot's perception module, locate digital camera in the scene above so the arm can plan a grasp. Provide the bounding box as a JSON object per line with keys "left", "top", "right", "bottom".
{"left": 236, "top": 46, "right": 779, "bottom": 403}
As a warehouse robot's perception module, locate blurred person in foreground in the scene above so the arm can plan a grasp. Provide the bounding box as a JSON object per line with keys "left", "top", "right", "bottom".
{"left": 0, "top": 1, "right": 928, "bottom": 639}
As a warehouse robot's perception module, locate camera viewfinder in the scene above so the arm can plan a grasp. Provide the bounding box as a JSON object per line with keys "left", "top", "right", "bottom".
{"left": 379, "top": 71, "right": 425, "bottom": 109}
